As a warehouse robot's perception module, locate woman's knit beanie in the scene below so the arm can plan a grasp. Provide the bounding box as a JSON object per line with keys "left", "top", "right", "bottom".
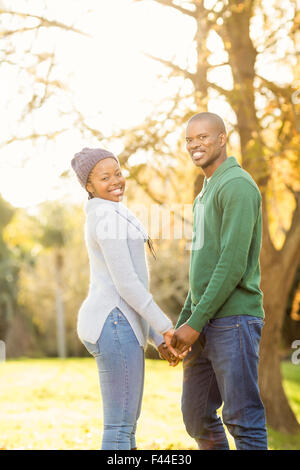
{"left": 71, "top": 147, "right": 119, "bottom": 189}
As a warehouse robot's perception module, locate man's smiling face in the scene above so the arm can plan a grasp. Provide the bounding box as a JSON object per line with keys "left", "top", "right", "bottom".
{"left": 185, "top": 118, "right": 226, "bottom": 170}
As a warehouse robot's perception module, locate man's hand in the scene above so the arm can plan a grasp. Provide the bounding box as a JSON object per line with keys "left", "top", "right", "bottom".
{"left": 158, "top": 342, "right": 180, "bottom": 367}
{"left": 171, "top": 323, "right": 200, "bottom": 354}
{"left": 163, "top": 328, "right": 180, "bottom": 357}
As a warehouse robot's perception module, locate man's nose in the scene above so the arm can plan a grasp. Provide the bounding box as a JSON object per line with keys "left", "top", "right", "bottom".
{"left": 191, "top": 140, "right": 200, "bottom": 148}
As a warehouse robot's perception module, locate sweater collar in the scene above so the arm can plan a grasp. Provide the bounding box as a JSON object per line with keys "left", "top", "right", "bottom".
{"left": 204, "top": 156, "right": 240, "bottom": 186}
{"left": 197, "top": 156, "right": 240, "bottom": 200}
{"left": 84, "top": 196, "right": 149, "bottom": 240}
{"left": 84, "top": 197, "right": 121, "bottom": 215}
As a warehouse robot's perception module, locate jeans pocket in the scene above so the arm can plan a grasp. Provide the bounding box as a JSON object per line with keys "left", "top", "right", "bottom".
{"left": 82, "top": 338, "right": 101, "bottom": 358}
{"left": 208, "top": 316, "right": 240, "bottom": 330}
{"left": 248, "top": 320, "right": 264, "bottom": 358}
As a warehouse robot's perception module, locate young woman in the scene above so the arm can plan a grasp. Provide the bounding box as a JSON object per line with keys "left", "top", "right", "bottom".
{"left": 71, "top": 147, "right": 180, "bottom": 450}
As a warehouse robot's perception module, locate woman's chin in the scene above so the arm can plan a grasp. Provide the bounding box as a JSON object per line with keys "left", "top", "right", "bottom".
{"left": 105, "top": 192, "right": 124, "bottom": 202}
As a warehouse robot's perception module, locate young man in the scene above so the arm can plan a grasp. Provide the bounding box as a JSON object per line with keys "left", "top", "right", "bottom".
{"left": 171, "top": 112, "right": 268, "bottom": 450}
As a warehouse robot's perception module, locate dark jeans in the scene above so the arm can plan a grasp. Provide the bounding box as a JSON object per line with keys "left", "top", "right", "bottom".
{"left": 181, "top": 315, "right": 268, "bottom": 450}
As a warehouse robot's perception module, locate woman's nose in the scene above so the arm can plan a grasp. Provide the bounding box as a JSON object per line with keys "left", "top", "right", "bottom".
{"left": 112, "top": 175, "right": 122, "bottom": 185}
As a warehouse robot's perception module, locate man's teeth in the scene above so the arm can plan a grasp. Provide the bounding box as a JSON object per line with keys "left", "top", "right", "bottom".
{"left": 193, "top": 151, "right": 204, "bottom": 157}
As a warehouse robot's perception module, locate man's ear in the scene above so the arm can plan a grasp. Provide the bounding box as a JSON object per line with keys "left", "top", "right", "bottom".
{"left": 219, "top": 132, "right": 227, "bottom": 147}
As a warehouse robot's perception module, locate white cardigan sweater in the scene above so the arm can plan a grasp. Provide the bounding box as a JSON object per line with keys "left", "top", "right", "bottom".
{"left": 77, "top": 197, "right": 173, "bottom": 349}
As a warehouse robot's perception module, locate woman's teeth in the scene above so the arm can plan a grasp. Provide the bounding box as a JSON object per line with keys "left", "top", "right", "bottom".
{"left": 110, "top": 187, "right": 123, "bottom": 194}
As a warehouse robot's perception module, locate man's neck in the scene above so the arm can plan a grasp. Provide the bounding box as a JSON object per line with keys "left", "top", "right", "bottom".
{"left": 203, "top": 153, "right": 228, "bottom": 179}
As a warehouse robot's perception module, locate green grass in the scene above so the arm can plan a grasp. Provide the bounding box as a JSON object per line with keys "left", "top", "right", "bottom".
{"left": 266, "top": 361, "right": 300, "bottom": 450}
{"left": 0, "top": 358, "right": 299, "bottom": 450}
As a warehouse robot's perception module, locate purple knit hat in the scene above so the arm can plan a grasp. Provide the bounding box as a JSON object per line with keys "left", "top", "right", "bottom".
{"left": 71, "top": 147, "right": 120, "bottom": 189}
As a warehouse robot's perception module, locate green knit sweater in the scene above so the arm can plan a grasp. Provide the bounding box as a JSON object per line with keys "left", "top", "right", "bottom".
{"left": 176, "top": 156, "right": 265, "bottom": 333}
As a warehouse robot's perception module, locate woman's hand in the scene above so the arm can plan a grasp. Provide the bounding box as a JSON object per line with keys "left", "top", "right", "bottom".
{"left": 163, "top": 328, "right": 179, "bottom": 358}
{"left": 158, "top": 342, "right": 180, "bottom": 367}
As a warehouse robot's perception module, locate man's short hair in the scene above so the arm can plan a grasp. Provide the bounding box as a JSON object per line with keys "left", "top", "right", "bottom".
{"left": 188, "top": 112, "right": 226, "bottom": 134}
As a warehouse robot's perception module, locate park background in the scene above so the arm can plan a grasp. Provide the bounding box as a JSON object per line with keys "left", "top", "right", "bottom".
{"left": 0, "top": 0, "right": 300, "bottom": 450}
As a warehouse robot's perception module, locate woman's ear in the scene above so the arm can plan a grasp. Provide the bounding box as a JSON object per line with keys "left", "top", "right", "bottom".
{"left": 86, "top": 181, "right": 93, "bottom": 194}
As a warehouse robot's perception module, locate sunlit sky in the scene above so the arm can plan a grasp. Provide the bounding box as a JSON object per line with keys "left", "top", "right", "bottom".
{"left": 0, "top": 0, "right": 296, "bottom": 210}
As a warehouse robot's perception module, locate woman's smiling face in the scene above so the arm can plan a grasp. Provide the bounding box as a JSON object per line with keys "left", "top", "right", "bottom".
{"left": 86, "top": 157, "right": 126, "bottom": 202}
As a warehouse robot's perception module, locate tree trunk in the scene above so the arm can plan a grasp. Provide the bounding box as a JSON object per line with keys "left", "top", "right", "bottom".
{"left": 259, "top": 276, "right": 300, "bottom": 433}
{"left": 259, "top": 309, "right": 299, "bottom": 433}
{"left": 0, "top": 293, "right": 13, "bottom": 343}
{"left": 259, "top": 196, "right": 300, "bottom": 433}
{"left": 54, "top": 251, "right": 66, "bottom": 358}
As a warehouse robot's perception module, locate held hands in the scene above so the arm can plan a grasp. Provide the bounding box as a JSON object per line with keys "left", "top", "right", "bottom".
{"left": 170, "top": 323, "right": 200, "bottom": 355}
{"left": 160, "top": 327, "right": 193, "bottom": 367}
{"left": 157, "top": 342, "right": 180, "bottom": 367}
{"left": 163, "top": 328, "right": 179, "bottom": 358}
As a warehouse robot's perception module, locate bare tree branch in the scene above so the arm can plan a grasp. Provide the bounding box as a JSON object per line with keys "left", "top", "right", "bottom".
{"left": 72, "top": 107, "right": 105, "bottom": 141}
{"left": 206, "top": 81, "right": 233, "bottom": 99}
{"left": 1, "top": 26, "right": 46, "bottom": 37}
{"left": 256, "top": 74, "right": 294, "bottom": 100}
{"left": 36, "top": 53, "right": 56, "bottom": 108}
{"left": 144, "top": 52, "right": 233, "bottom": 101}
{"left": 280, "top": 186, "right": 300, "bottom": 278}
{"left": 144, "top": 52, "right": 195, "bottom": 81}
{"left": 135, "top": 0, "right": 197, "bottom": 18}
{"left": 0, "top": 9, "right": 89, "bottom": 37}
{"left": 207, "top": 61, "right": 230, "bottom": 69}
{"left": 0, "top": 129, "right": 70, "bottom": 148}
{"left": 124, "top": 162, "right": 193, "bottom": 228}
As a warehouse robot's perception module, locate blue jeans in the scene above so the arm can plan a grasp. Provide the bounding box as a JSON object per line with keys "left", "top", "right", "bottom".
{"left": 181, "top": 315, "right": 268, "bottom": 450}
{"left": 82, "top": 307, "right": 145, "bottom": 450}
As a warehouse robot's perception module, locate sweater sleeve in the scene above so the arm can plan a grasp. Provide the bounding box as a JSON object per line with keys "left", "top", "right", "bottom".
{"left": 95, "top": 207, "right": 173, "bottom": 335}
{"left": 148, "top": 326, "right": 164, "bottom": 348}
{"left": 187, "top": 178, "right": 261, "bottom": 333}
{"left": 175, "top": 289, "right": 192, "bottom": 329}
